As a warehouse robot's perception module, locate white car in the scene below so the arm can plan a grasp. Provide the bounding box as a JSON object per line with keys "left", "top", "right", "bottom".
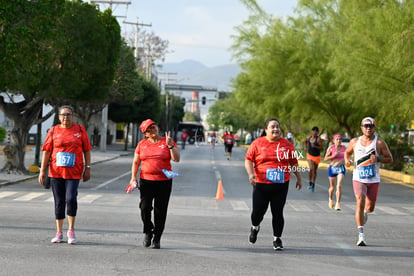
{"left": 341, "top": 137, "right": 350, "bottom": 148}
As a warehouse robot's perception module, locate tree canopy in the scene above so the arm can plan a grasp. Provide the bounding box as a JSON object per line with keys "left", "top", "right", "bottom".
{"left": 0, "top": 0, "right": 121, "bottom": 172}
{"left": 209, "top": 0, "right": 414, "bottom": 139}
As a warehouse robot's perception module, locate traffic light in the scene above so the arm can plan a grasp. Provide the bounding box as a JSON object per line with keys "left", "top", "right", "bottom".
{"left": 202, "top": 96, "right": 206, "bottom": 105}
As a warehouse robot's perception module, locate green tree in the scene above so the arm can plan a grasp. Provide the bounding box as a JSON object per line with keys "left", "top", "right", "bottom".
{"left": 0, "top": 0, "right": 64, "bottom": 172}
{"left": 48, "top": 2, "right": 121, "bottom": 130}
{"left": 0, "top": 0, "right": 120, "bottom": 172}
{"left": 230, "top": 0, "right": 414, "bottom": 141}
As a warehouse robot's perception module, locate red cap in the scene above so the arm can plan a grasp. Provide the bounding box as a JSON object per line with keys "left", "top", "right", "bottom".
{"left": 140, "top": 119, "right": 155, "bottom": 133}
{"left": 361, "top": 117, "right": 375, "bottom": 126}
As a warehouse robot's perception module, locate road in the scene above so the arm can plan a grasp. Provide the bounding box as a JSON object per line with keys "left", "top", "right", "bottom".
{"left": 0, "top": 143, "right": 413, "bottom": 275}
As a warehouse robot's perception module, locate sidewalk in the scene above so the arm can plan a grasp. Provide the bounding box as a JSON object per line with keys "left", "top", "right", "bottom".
{"left": 0, "top": 142, "right": 134, "bottom": 187}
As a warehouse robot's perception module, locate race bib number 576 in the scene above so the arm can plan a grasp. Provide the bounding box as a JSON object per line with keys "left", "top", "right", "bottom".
{"left": 266, "top": 168, "right": 285, "bottom": 183}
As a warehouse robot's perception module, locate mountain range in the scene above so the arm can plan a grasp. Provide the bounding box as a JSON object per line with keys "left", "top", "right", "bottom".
{"left": 159, "top": 60, "right": 240, "bottom": 91}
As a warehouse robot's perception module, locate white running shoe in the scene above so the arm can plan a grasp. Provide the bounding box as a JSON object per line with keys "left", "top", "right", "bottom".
{"left": 67, "top": 229, "right": 77, "bottom": 244}
{"left": 357, "top": 233, "right": 366, "bottom": 246}
{"left": 51, "top": 232, "right": 63, "bottom": 243}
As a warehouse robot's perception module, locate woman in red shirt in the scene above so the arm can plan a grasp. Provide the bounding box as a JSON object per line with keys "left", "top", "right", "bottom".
{"left": 129, "top": 119, "right": 180, "bottom": 249}
{"left": 245, "top": 118, "right": 302, "bottom": 250}
{"left": 39, "top": 105, "right": 92, "bottom": 245}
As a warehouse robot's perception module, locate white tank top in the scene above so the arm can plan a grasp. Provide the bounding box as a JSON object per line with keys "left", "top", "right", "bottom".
{"left": 353, "top": 136, "right": 380, "bottom": 183}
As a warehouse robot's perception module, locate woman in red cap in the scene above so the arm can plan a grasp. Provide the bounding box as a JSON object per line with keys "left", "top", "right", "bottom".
{"left": 129, "top": 119, "right": 180, "bottom": 249}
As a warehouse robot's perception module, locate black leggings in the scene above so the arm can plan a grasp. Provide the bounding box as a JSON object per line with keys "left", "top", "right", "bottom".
{"left": 139, "top": 178, "right": 172, "bottom": 239}
{"left": 251, "top": 182, "right": 289, "bottom": 237}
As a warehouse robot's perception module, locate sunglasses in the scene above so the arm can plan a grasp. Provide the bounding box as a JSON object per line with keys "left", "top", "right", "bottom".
{"left": 145, "top": 125, "right": 156, "bottom": 132}
{"left": 362, "top": 124, "right": 375, "bottom": 128}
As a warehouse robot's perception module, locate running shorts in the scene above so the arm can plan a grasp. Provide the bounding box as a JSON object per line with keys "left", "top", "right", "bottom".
{"left": 307, "top": 153, "right": 321, "bottom": 165}
{"left": 353, "top": 180, "right": 379, "bottom": 201}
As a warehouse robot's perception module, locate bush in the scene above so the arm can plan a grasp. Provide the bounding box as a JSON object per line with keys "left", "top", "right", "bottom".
{"left": 381, "top": 133, "right": 414, "bottom": 171}
{"left": 0, "top": 127, "right": 6, "bottom": 143}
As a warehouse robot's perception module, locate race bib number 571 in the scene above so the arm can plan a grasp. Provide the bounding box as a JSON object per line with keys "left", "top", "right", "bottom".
{"left": 266, "top": 168, "right": 285, "bottom": 183}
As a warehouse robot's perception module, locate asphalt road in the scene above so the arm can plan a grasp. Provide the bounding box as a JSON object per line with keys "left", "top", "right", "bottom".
{"left": 0, "top": 143, "right": 413, "bottom": 276}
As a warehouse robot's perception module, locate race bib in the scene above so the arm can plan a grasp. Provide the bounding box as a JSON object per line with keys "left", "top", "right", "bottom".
{"left": 56, "top": 152, "right": 76, "bottom": 167}
{"left": 227, "top": 139, "right": 233, "bottom": 143}
{"left": 358, "top": 164, "right": 375, "bottom": 179}
{"left": 266, "top": 168, "right": 285, "bottom": 183}
{"left": 331, "top": 166, "right": 344, "bottom": 174}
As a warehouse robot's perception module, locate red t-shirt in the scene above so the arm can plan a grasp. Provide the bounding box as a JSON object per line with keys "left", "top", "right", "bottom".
{"left": 181, "top": 132, "right": 188, "bottom": 141}
{"left": 245, "top": 136, "right": 298, "bottom": 183}
{"left": 42, "top": 124, "right": 92, "bottom": 179}
{"left": 223, "top": 134, "right": 234, "bottom": 145}
{"left": 135, "top": 137, "right": 177, "bottom": 181}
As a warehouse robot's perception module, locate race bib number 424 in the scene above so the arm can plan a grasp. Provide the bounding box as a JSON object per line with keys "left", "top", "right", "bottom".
{"left": 56, "top": 152, "right": 76, "bottom": 167}
{"left": 358, "top": 164, "right": 375, "bottom": 179}
{"left": 266, "top": 168, "right": 285, "bottom": 183}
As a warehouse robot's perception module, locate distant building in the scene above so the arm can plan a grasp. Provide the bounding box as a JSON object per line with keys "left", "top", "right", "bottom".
{"left": 164, "top": 84, "right": 218, "bottom": 130}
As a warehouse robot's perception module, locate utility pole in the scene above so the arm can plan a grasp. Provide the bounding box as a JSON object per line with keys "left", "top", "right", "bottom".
{"left": 123, "top": 18, "right": 152, "bottom": 63}
{"left": 158, "top": 72, "right": 178, "bottom": 88}
{"left": 91, "top": 0, "right": 131, "bottom": 10}
{"left": 123, "top": 18, "right": 151, "bottom": 146}
{"left": 91, "top": 0, "right": 131, "bottom": 151}
{"left": 158, "top": 72, "right": 178, "bottom": 130}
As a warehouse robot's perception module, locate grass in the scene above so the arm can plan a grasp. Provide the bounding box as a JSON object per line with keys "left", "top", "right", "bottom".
{"left": 403, "top": 167, "right": 414, "bottom": 175}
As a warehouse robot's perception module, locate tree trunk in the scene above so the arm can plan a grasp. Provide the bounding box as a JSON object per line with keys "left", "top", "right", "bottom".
{"left": 124, "top": 123, "right": 130, "bottom": 151}
{"left": 0, "top": 96, "right": 44, "bottom": 174}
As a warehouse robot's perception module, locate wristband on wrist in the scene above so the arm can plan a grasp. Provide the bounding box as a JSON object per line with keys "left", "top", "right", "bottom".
{"left": 85, "top": 165, "right": 91, "bottom": 168}
{"left": 168, "top": 145, "right": 174, "bottom": 150}
{"left": 377, "top": 155, "right": 382, "bottom": 162}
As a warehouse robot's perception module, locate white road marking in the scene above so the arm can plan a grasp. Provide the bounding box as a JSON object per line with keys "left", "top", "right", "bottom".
{"left": 0, "top": 191, "right": 18, "bottom": 199}
{"left": 78, "top": 194, "right": 102, "bottom": 204}
{"left": 230, "top": 200, "right": 249, "bottom": 211}
{"left": 91, "top": 171, "right": 130, "bottom": 190}
{"left": 14, "top": 192, "right": 44, "bottom": 201}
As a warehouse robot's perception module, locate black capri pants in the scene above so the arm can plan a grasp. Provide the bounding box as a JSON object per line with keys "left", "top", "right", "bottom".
{"left": 251, "top": 181, "right": 289, "bottom": 237}
{"left": 139, "top": 178, "right": 172, "bottom": 239}
{"left": 51, "top": 178, "right": 80, "bottom": 219}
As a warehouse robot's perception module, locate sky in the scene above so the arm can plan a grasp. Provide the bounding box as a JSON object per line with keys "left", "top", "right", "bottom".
{"left": 94, "top": 0, "right": 298, "bottom": 67}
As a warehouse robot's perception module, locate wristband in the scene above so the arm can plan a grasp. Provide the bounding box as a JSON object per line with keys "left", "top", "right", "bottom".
{"left": 85, "top": 165, "right": 91, "bottom": 168}
{"left": 168, "top": 145, "right": 174, "bottom": 150}
{"left": 377, "top": 156, "right": 382, "bottom": 162}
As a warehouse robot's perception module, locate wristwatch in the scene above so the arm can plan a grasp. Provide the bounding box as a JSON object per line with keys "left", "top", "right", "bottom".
{"left": 85, "top": 165, "right": 91, "bottom": 169}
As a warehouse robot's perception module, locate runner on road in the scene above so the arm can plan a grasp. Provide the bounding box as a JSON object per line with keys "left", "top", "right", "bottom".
{"left": 245, "top": 118, "right": 302, "bottom": 251}
{"left": 345, "top": 117, "right": 393, "bottom": 246}
{"left": 324, "top": 134, "right": 346, "bottom": 211}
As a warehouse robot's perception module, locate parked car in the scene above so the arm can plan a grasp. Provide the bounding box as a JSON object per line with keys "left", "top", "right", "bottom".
{"left": 341, "top": 137, "right": 350, "bottom": 148}
{"left": 403, "top": 155, "right": 414, "bottom": 168}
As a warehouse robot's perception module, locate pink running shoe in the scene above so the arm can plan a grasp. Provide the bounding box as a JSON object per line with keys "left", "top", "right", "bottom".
{"left": 67, "top": 229, "right": 77, "bottom": 244}
{"left": 51, "top": 232, "right": 63, "bottom": 243}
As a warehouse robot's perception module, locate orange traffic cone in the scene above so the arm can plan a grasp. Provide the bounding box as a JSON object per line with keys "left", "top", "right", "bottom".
{"left": 215, "top": 180, "right": 224, "bottom": 200}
